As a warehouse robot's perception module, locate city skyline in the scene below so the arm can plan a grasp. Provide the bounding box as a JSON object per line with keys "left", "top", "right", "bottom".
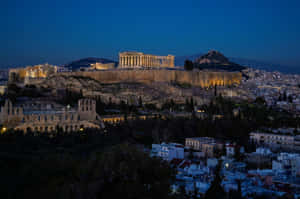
{"left": 1, "top": 0, "right": 300, "bottom": 70}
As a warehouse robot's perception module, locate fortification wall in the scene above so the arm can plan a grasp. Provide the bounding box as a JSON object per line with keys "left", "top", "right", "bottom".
{"left": 58, "top": 69, "right": 242, "bottom": 87}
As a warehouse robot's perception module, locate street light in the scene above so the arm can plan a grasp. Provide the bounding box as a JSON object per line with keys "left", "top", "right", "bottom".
{"left": 1, "top": 127, "right": 7, "bottom": 134}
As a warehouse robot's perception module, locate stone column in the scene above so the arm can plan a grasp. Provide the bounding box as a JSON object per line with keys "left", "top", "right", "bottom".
{"left": 141, "top": 56, "right": 143, "bottom": 66}
{"left": 137, "top": 56, "right": 140, "bottom": 66}
{"left": 145, "top": 56, "right": 148, "bottom": 67}
{"left": 128, "top": 56, "right": 131, "bottom": 67}
{"left": 135, "top": 56, "right": 137, "bottom": 66}
{"left": 146, "top": 56, "right": 148, "bottom": 67}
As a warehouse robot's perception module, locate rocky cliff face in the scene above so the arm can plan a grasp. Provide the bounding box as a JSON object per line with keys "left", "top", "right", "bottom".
{"left": 68, "top": 69, "right": 242, "bottom": 87}
{"left": 39, "top": 69, "right": 241, "bottom": 106}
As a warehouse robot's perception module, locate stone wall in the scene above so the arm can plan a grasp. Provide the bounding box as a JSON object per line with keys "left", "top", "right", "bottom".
{"left": 58, "top": 69, "right": 241, "bottom": 87}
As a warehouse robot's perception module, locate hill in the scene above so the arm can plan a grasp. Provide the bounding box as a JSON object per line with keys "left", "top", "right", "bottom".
{"left": 193, "top": 50, "right": 246, "bottom": 72}
{"left": 63, "top": 57, "right": 117, "bottom": 71}
{"left": 175, "top": 52, "right": 300, "bottom": 74}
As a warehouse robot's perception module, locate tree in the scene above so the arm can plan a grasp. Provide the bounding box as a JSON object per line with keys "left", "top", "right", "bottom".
{"left": 96, "top": 97, "right": 105, "bottom": 114}
{"left": 214, "top": 85, "right": 217, "bottom": 97}
{"left": 283, "top": 91, "right": 287, "bottom": 101}
{"left": 204, "top": 160, "right": 226, "bottom": 199}
{"left": 184, "top": 60, "right": 194, "bottom": 71}
{"left": 254, "top": 96, "right": 266, "bottom": 105}
{"left": 288, "top": 95, "right": 293, "bottom": 103}
{"left": 97, "top": 144, "right": 175, "bottom": 199}
{"left": 234, "top": 146, "right": 242, "bottom": 161}
{"left": 176, "top": 185, "right": 189, "bottom": 199}
{"left": 138, "top": 96, "right": 143, "bottom": 107}
{"left": 192, "top": 182, "right": 200, "bottom": 199}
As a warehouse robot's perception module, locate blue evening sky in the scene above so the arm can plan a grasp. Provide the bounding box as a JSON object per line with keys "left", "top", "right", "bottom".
{"left": 0, "top": 0, "right": 300, "bottom": 68}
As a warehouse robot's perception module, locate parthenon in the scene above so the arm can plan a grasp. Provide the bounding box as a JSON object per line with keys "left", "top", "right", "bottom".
{"left": 119, "top": 51, "right": 175, "bottom": 68}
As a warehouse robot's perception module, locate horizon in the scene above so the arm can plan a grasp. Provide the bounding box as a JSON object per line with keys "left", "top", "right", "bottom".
{"left": 2, "top": 51, "right": 299, "bottom": 75}
{"left": 1, "top": 0, "right": 300, "bottom": 71}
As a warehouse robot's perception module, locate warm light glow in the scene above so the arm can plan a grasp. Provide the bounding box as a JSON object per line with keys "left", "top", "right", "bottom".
{"left": 1, "top": 127, "right": 7, "bottom": 134}
{"left": 79, "top": 128, "right": 84, "bottom": 131}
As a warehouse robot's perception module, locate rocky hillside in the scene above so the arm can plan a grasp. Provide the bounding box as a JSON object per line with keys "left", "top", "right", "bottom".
{"left": 38, "top": 74, "right": 217, "bottom": 106}
{"left": 195, "top": 50, "right": 230, "bottom": 65}
{"left": 194, "top": 50, "right": 246, "bottom": 72}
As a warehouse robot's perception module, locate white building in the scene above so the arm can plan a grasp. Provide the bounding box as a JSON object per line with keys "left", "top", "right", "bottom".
{"left": 249, "top": 131, "right": 300, "bottom": 150}
{"left": 207, "top": 158, "right": 218, "bottom": 168}
{"left": 151, "top": 142, "right": 184, "bottom": 161}
{"left": 226, "top": 144, "right": 235, "bottom": 157}
{"left": 272, "top": 153, "right": 300, "bottom": 177}
{"left": 255, "top": 147, "right": 272, "bottom": 155}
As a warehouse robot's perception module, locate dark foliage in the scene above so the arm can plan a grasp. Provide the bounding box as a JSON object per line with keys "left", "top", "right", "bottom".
{"left": 184, "top": 60, "right": 194, "bottom": 71}
{"left": 0, "top": 130, "right": 175, "bottom": 199}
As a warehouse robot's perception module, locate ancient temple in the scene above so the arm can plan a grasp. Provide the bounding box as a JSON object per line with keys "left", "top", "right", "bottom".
{"left": 119, "top": 51, "right": 174, "bottom": 68}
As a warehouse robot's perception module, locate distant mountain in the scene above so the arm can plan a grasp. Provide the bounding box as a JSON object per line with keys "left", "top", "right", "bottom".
{"left": 175, "top": 52, "right": 300, "bottom": 74}
{"left": 63, "top": 57, "right": 117, "bottom": 70}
